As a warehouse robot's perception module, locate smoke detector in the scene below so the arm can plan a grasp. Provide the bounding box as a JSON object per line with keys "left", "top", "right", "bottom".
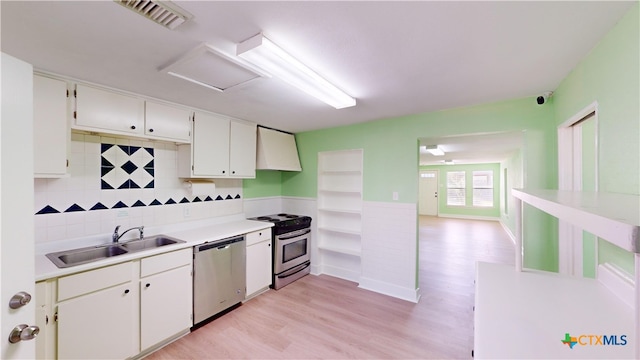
{"left": 115, "top": 0, "right": 193, "bottom": 30}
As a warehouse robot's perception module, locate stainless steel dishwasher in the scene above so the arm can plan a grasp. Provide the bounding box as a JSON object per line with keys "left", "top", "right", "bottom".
{"left": 193, "top": 235, "right": 246, "bottom": 326}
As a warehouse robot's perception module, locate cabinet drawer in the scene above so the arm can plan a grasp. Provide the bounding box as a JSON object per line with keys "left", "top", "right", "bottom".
{"left": 58, "top": 262, "right": 133, "bottom": 301}
{"left": 141, "top": 248, "right": 191, "bottom": 278}
{"left": 246, "top": 228, "right": 272, "bottom": 246}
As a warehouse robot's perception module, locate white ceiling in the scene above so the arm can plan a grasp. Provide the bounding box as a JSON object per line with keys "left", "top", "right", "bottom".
{"left": 0, "top": 1, "right": 634, "bottom": 133}
{"left": 419, "top": 132, "right": 523, "bottom": 166}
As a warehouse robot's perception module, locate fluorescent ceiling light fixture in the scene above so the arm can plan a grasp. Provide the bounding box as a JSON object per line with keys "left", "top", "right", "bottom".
{"left": 237, "top": 33, "right": 356, "bottom": 109}
{"left": 443, "top": 160, "right": 455, "bottom": 165}
{"left": 425, "top": 145, "right": 445, "bottom": 156}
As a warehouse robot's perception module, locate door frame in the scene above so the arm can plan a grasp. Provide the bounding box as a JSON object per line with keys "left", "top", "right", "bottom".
{"left": 557, "top": 101, "right": 599, "bottom": 276}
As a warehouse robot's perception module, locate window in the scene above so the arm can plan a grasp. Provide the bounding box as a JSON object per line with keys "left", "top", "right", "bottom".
{"left": 473, "top": 170, "right": 494, "bottom": 207}
{"left": 446, "top": 171, "right": 465, "bottom": 206}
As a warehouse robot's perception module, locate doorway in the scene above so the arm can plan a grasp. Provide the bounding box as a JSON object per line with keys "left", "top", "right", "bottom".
{"left": 558, "top": 102, "right": 598, "bottom": 277}
{"left": 418, "top": 170, "right": 438, "bottom": 216}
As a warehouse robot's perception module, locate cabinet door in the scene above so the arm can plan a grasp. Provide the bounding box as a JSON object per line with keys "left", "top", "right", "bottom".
{"left": 57, "top": 282, "right": 136, "bottom": 359}
{"left": 74, "top": 84, "right": 144, "bottom": 134}
{"left": 140, "top": 265, "right": 192, "bottom": 350}
{"left": 229, "top": 121, "right": 257, "bottom": 178}
{"left": 246, "top": 240, "right": 272, "bottom": 297}
{"left": 145, "top": 101, "right": 191, "bottom": 143}
{"left": 192, "top": 112, "right": 230, "bottom": 177}
{"left": 34, "top": 75, "right": 68, "bottom": 177}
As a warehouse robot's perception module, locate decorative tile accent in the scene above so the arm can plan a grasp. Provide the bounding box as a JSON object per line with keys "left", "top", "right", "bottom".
{"left": 36, "top": 205, "right": 60, "bottom": 215}
{"left": 90, "top": 202, "right": 109, "bottom": 210}
{"left": 113, "top": 201, "right": 128, "bottom": 209}
{"left": 35, "top": 193, "right": 242, "bottom": 215}
{"left": 65, "top": 204, "right": 85, "bottom": 212}
{"left": 101, "top": 143, "right": 154, "bottom": 190}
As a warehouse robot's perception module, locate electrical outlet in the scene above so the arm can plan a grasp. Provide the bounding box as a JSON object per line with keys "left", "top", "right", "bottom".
{"left": 117, "top": 210, "right": 129, "bottom": 217}
{"left": 183, "top": 206, "right": 191, "bottom": 218}
{"left": 392, "top": 192, "right": 399, "bottom": 201}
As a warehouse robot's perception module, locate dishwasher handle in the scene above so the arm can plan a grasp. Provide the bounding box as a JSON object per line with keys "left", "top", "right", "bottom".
{"left": 195, "top": 236, "right": 245, "bottom": 252}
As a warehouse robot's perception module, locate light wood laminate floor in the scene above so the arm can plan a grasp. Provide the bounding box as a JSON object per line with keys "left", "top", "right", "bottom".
{"left": 147, "top": 216, "right": 514, "bottom": 359}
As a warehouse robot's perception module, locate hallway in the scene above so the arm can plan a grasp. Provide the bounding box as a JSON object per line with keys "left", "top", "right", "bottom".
{"left": 418, "top": 216, "right": 515, "bottom": 357}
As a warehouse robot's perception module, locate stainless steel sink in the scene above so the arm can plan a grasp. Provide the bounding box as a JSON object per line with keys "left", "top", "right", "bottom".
{"left": 121, "top": 235, "right": 185, "bottom": 252}
{"left": 46, "top": 244, "right": 128, "bottom": 268}
{"left": 46, "top": 235, "right": 185, "bottom": 268}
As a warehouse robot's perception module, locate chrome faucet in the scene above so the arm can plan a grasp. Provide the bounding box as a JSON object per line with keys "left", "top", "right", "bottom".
{"left": 112, "top": 225, "right": 144, "bottom": 243}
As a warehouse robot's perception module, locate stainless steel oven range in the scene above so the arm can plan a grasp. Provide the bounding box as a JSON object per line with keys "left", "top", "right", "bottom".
{"left": 248, "top": 213, "right": 312, "bottom": 289}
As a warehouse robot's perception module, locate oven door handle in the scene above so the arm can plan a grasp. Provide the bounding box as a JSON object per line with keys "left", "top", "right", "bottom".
{"left": 277, "top": 262, "right": 311, "bottom": 279}
{"left": 278, "top": 229, "right": 311, "bottom": 240}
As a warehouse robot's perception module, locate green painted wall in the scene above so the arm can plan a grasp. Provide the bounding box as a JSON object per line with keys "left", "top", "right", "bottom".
{"left": 553, "top": 3, "right": 639, "bottom": 275}
{"left": 419, "top": 163, "right": 501, "bottom": 218}
{"left": 283, "top": 97, "right": 558, "bottom": 271}
{"left": 243, "top": 170, "right": 282, "bottom": 198}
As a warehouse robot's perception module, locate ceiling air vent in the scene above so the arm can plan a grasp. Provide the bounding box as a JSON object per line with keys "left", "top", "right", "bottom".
{"left": 115, "top": 0, "right": 193, "bottom": 30}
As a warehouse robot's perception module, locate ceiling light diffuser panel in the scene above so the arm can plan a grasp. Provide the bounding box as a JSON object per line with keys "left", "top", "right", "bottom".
{"left": 237, "top": 33, "right": 356, "bottom": 109}
{"left": 160, "top": 44, "right": 269, "bottom": 92}
{"left": 425, "top": 145, "right": 445, "bottom": 156}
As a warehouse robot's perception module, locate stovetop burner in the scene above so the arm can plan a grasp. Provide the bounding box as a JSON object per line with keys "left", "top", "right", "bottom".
{"left": 248, "top": 213, "right": 312, "bottom": 235}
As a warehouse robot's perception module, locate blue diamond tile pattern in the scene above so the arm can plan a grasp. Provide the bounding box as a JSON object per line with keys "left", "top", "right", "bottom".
{"left": 101, "top": 143, "right": 154, "bottom": 190}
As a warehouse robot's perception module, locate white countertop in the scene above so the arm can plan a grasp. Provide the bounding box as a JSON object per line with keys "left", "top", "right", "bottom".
{"left": 35, "top": 216, "right": 273, "bottom": 281}
{"left": 474, "top": 262, "right": 634, "bottom": 359}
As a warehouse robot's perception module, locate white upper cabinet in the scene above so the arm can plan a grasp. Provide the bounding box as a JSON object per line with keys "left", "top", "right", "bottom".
{"left": 144, "top": 101, "right": 192, "bottom": 142}
{"left": 229, "top": 120, "right": 257, "bottom": 177}
{"left": 178, "top": 111, "right": 256, "bottom": 179}
{"left": 73, "top": 84, "right": 191, "bottom": 143}
{"left": 34, "top": 74, "right": 69, "bottom": 177}
{"left": 74, "top": 84, "right": 144, "bottom": 135}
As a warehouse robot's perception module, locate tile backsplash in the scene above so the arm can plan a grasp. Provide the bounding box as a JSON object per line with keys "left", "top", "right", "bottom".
{"left": 34, "top": 133, "right": 243, "bottom": 244}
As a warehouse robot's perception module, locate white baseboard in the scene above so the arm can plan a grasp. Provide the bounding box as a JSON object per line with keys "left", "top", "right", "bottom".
{"left": 598, "top": 262, "right": 634, "bottom": 309}
{"left": 358, "top": 277, "right": 420, "bottom": 303}
{"left": 437, "top": 214, "right": 499, "bottom": 222}
{"left": 320, "top": 264, "right": 360, "bottom": 283}
{"left": 500, "top": 220, "right": 516, "bottom": 245}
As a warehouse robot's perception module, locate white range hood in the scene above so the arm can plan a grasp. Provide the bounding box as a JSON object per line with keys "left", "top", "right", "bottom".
{"left": 256, "top": 127, "right": 302, "bottom": 171}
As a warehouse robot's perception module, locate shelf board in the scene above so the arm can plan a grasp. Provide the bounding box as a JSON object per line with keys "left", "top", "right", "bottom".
{"left": 318, "top": 244, "right": 361, "bottom": 257}
{"left": 318, "top": 207, "right": 361, "bottom": 215}
{"left": 512, "top": 189, "right": 640, "bottom": 253}
{"left": 318, "top": 226, "right": 361, "bottom": 236}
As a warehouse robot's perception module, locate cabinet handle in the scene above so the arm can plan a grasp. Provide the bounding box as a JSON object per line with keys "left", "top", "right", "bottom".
{"left": 222, "top": 170, "right": 226, "bottom": 174}
{"left": 149, "top": 128, "right": 154, "bottom": 133}
{"left": 232, "top": 170, "right": 236, "bottom": 174}
{"left": 268, "top": 243, "right": 271, "bottom": 247}
{"left": 130, "top": 125, "right": 136, "bottom": 130}
{"left": 145, "top": 283, "right": 150, "bottom": 288}
{"left": 124, "top": 289, "right": 130, "bottom": 294}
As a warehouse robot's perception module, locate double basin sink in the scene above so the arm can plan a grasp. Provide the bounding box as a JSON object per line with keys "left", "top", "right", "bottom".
{"left": 46, "top": 235, "right": 185, "bottom": 268}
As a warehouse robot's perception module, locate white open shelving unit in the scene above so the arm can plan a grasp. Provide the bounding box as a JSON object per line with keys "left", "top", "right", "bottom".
{"left": 474, "top": 189, "right": 639, "bottom": 359}
{"left": 317, "top": 149, "right": 363, "bottom": 282}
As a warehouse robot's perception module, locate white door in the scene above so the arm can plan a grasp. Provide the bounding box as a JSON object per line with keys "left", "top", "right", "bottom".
{"left": 1, "top": 53, "right": 37, "bottom": 358}
{"left": 419, "top": 170, "right": 438, "bottom": 216}
{"left": 558, "top": 103, "right": 598, "bottom": 277}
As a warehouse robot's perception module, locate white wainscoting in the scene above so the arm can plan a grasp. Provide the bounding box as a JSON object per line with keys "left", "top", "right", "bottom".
{"left": 242, "top": 196, "right": 282, "bottom": 218}
{"left": 360, "top": 201, "right": 419, "bottom": 303}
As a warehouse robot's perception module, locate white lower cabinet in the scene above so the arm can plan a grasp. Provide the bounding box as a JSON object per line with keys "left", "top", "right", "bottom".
{"left": 245, "top": 229, "right": 272, "bottom": 298}
{"left": 39, "top": 248, "right": 193, "bottom": 360}
{"left": 57, "top": 282, "right": 137, "bottom": 360}
{"left": 139, "top": 250, "right": 192, "bottom": 351}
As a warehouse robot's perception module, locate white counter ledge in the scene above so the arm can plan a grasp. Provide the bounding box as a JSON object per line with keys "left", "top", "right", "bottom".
{"left": 35, "top": 216, "right": 273, "bottom": 281}
{"left": 474, "top": 262, "right": 634, "bottom": 359}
